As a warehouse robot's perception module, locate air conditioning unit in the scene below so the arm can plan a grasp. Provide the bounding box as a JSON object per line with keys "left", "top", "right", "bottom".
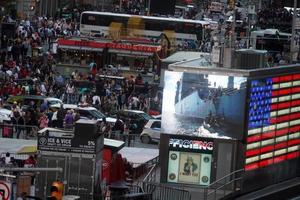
{"left": 234, "top": 49, "right": 267, "bottom": 69}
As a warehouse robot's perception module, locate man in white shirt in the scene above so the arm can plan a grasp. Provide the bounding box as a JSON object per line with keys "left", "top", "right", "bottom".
{"left": 92, "top": 94, "right": 101, "bottom": 108}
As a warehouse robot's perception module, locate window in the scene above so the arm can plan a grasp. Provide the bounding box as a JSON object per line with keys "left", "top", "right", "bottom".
{"left": 151, "top": 121, "right": 161, "bottom": 129}
{"left": 78, "top": 110, "right": 93, "bottom": 119}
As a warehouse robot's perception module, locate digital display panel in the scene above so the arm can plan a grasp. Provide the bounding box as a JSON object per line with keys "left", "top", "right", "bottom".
{"left": 167, "top": 136, "right": 213, "bottom": 186}
{"left": 245, "top": 74, "right": 300, "bottom": 171}
{"left": 162, "top": 71, "right": 247, "bottom": 139}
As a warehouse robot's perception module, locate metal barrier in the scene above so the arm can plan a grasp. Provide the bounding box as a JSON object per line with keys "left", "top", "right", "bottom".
{"left": 203, "top": 169, "right": 244, "bottom": 200}
{"left": 0, "top": 124, "right": 147, "bottom": 148}
{"left": 141, "top": 182, "right": 191, "bottom": 200}
{"left": 0, "top": 123, "right": 40, "bottom": 139}
{"left": 143, "top": 164, "right": 158, "bottom": 183}
{"left": 0, "top": 123, "right": 74, "bottom": 139}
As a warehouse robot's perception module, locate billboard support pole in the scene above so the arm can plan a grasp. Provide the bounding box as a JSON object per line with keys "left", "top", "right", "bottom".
{"left": 291, "top": 0, "right": 297, "bottom": 63}
{"left": 147, "top": 0, "right": 151, "bottom": 16}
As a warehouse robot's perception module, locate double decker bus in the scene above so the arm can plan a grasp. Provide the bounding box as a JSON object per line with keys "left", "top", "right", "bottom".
{"left": 80, "top": 11, "right": 211, "bottom": 47}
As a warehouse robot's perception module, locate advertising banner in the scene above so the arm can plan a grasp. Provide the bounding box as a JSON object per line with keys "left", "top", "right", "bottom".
{"left": 167, "top": 135, "right": 213, "bottom": 186}
{"left": 38, "top": 134, "right": 96, "bottom": 154}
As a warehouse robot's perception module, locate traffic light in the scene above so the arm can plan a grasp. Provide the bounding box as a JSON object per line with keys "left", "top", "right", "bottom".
{"left": 50, "top": 181, "right": 64, "bottom": 200}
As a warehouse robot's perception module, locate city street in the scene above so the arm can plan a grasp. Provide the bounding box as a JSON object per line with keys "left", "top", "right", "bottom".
{"left": 1, "top": 0, "right": 300, "bottom": 199}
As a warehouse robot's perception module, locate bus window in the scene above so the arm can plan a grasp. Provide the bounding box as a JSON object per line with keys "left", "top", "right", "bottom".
{"left": 183, "top": 23, "right": 195, "bottom": 34}
{"left": 145, "top": 19, "right": 162, "bottom": 32}
{"left": 81, "top": 13, "right": 97, "bottom": 25}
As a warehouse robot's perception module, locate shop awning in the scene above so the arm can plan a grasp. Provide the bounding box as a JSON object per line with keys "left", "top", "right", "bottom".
{"left": 108, "top": 49, "right": 154, "bottom": 57}
{"left": 17, "top": 146, "right": 37, "bottom": 154}
{"left": 59, "top": 45, "right": 104, "bottom": 52}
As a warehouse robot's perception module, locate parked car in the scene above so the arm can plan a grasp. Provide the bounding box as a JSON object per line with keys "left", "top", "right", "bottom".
{"left": 0, "top": 108, "right": 12, "bottom": 123}
{"left": 140, "top": 119, "right": 161, "bottom": 143}
{"left": 7, "top": 95, "right": 62, "bottom": 107}
{"left": 50, "top": 104, "right": 116, "bottom": 124}
{"left": 117, "top": 110, "right": 154, "bottom": 134}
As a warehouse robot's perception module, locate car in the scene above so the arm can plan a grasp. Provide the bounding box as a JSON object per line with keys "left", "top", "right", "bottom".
{"left": 152, "top": 114, "right": 161, "bottom": 120}
{"left": 50, "top": 104, "right": 116, "bottom": 124}
{"left": 117, "top": 110, "right": 154, "bottom": 134}
{"left": 0, "top": 108, "right": 12, "bottom": 123}
{"left": 140, "top": 119, "right": 161, "bottom": 144}
{"left": 7, "top": 95, "right": 62, "bottom": 107}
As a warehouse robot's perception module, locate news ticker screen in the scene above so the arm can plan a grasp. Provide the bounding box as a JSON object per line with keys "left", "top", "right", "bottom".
{"left": 245, "top": 74, "right": 300, "bottom": 171}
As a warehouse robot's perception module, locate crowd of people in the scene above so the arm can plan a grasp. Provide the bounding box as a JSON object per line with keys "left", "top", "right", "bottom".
{"left": 0, "top": 10, "right": 163, "bottom": 140}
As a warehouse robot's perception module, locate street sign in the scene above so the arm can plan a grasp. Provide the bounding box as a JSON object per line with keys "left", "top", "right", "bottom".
{"left": 0, "top": 181, "right": 11, "bottom": 200}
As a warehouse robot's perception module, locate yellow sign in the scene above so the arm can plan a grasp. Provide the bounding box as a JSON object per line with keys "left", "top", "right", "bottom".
{"left": 127, "top": 16, "right": 145, "bottom": 38}
{"left": 108, "top": 22, "right": 124, "bottom": 40}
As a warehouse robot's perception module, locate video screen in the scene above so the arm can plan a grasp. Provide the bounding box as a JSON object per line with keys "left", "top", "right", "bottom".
{"left": 167, "top": 151, "right": 212, "bottom": 185}
{"left": 162, "top": 71, "right": 248, "bottom": 139}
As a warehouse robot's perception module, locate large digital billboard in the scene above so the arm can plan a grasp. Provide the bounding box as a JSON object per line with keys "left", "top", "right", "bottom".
{"left": 167, "top": 136, "right": 213, "bottom": 185}
{"left": 245, "top": 74, "right": 300, "bottom": 171}
{"left": 162, "top": 71, "right": 248, "bottom": 139}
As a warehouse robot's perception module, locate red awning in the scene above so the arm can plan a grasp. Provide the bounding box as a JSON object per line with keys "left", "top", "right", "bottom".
{"left": 183, "top": 0, "right": 193, "bottom": 4}
{"left": 58, "top": 38, "right": 161, "bottom": 53}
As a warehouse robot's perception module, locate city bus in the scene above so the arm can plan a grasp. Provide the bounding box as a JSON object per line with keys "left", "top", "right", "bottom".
{"left": 250, "top": 29, "right": 291, "bottom": 53}
{"left": 80, "top": 11, "right": 211, "bottom": 46}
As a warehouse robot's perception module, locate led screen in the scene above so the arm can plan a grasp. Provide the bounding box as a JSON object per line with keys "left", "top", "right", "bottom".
{"left": 245, "top": 74, "right": 300, "bottom": 171}
{"left": 168, "top": 151, "right": 212, "bottom": 185}
{"left": 162, "top": 71, "right": 248, "bottom": 139}
{"left": 166, "top": 136, "right": 213, "bottom": 186}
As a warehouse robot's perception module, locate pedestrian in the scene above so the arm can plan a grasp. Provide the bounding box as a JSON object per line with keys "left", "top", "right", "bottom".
{"left": 92, "top": 93, "right": 101, "bottom": 109}
{"left": 38, "top": 112, "right": 49, "bottom": 129}
{"left": 99, "top": 117, "right": 111, "bottom": 138}
{"left": 64, "top": 110, "right": 74, "bottom": 129}
{"left": 56, "top": 104, "right": 65, "bottom": 128}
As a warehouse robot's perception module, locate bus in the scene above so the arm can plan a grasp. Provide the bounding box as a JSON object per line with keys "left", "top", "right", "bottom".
{"left": 80, "top": 11, "right": 211, "bottom": 47}
{"left": 250, "top": 29, "right": 291, "bottom": 53}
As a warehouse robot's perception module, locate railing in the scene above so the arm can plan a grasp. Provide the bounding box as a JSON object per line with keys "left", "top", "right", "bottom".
{"left": 0, "top": 123, "right": 74, "bottom": 139}
{"left": 142, "top": 182, "right": 191, "bottom": 200}
{"left": 203, "top": 169, "right": 244, "bottom": 200}
{"left": 0, "top": 124, "right": 149, "bottom": 148}
{"left": 143, "top": 163, "right": 157, "bottom": 183}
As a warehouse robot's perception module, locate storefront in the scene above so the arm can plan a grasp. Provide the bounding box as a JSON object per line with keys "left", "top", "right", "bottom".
{"left": 57, "top": 37, "right": 162, "bottom": 80}
{"left": 106, "top": 42, "right": 161, "bottom": 81}
{"left": 57, "top": 38, "right": 106, "bottom": 75}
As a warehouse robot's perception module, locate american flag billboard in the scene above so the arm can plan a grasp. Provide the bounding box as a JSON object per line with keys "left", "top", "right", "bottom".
{"left": 245, "top": 74, "right": 300, "bottom": 171}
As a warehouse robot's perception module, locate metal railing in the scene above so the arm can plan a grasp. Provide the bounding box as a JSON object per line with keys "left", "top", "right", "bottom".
{"left": 203, "top": 169, "right": 244, "bottom": 200}
{"left": 141, "top": 182, "right": 191, "bottom": 200}
{"left": 0, "top": 123, "right": 149, "bottom": 147}
{"left": 143, "top": 163, "right": 158, "bottom": 183}
{"left": 0, "top": 123, "right": 74, "bottom": 139}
